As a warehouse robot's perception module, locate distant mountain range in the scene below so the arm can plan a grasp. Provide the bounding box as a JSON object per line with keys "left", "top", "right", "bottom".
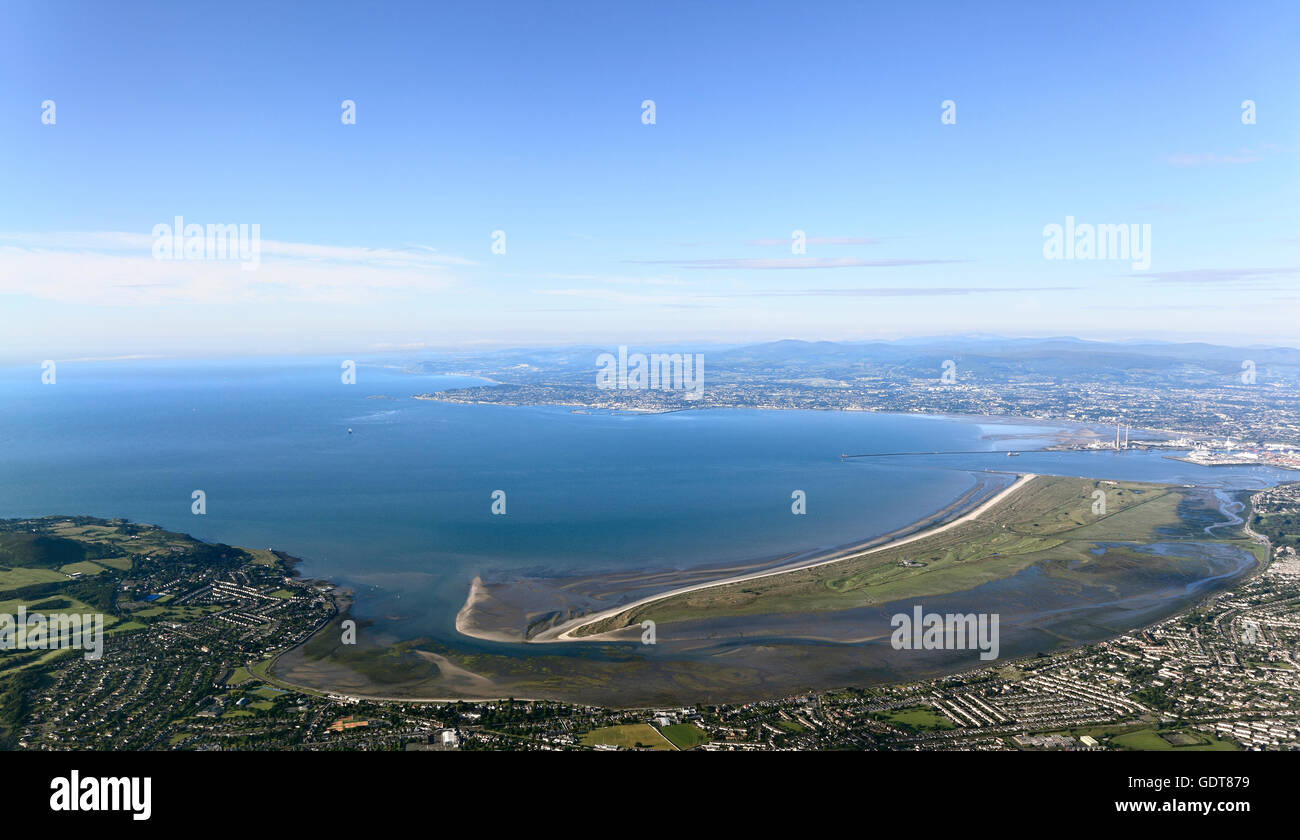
{"left": 404, "top": 337, "right": 1300, "bottom": 386}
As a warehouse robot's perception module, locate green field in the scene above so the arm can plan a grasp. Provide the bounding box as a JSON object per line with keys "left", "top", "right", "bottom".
{"left": 880, "top": 706, "right": 955, "bottom": 731}
{"left": 0, "top": 594, "right": 109, "bottom": 619}
{"left": 226, "top": 666, "right": 254, "bottom": 686}
{"left": 1111, "top": 728, "right": 1239, "bottom": 751}
{"left": 0, "top": 591, "right": 123, "bottom": 677}
{"left": 59, "top": 561, "right": 108, "bottom": 576}
{"left": 580, "top": 723, "right": 676, "bottom": 751}
{"left": 659, "top": 723, "right": 708, "bottom": 749}
{"left": 0, "top": 533, "right": 98, "bottom": 570}
{"left": 250, "top": 684, "right": 288, "bottom": 700}
{"left": 0, "top": 567, "right": 69, "bottom": 590}
{"left": 245, "top": 548, "right": 281, "bottom": 567}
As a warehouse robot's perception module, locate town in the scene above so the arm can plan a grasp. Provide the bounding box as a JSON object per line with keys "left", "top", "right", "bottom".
{"left": 5, "top": 482, "right": 1299, "bottom": 751}
{"left": 410, "top": 338, "right": 1300, "bottom": 450}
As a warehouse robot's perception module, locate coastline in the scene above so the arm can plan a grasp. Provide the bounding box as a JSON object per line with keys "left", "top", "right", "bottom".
{"left": 411, "top": 394, "right": 1137, "bottom": 442}
{"left": 244, "top": 474, "right": 1271, "bottom": 708}
{"left": 455, "top": 472, "right": 1039, "bottom": 645}
{"left": 453, "top": 575, "right": 494, "bottom": 638}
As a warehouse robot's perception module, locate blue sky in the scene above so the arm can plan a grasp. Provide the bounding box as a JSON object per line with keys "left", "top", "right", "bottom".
{"left": 1, "top": 0, "right": 1297, "bottom": 360}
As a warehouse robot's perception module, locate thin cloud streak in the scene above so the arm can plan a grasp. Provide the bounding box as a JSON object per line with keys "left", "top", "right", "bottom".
{"left": 1134, "top": 267, "right": 1300, "bottom": 283}
{"left": 0, "top": 230, "right": 468, "bottom": 305}
{"left": 626, "top": 257, "right": 967, "bottom": 270}
{"left": 746, "top": 236, "right": 885, "bottom": 246}
{"left": 536, "top": 285, "right": 1067, "bottom": 307}
{"left": 736, "top": 286, "right": 1078, "bottom": 297}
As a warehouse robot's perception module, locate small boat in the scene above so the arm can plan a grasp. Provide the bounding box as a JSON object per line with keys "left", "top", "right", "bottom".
{"left": 1006, "top": 451, "right": 1018, "bottom": 456}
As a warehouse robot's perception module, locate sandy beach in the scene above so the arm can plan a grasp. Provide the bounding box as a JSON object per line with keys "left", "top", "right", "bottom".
{"left": 454, "top": 576, "right": 489, "bottom": 635}
{"left": 455, "top": 472, "right": 1039, "bottom": 644}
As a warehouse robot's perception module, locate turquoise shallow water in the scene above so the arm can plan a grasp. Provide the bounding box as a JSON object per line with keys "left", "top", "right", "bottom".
{"left": 0, "top": 357, "right": 1289, "bottom": 645}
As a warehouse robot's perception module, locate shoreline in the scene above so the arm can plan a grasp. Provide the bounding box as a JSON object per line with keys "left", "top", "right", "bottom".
{"left": 453, "top": 575, "right": 492, "bottom": 638}
{"left": 411, "top": 396, "right": 1140, "bottom": 439}
{"left": 453, "top": 472, "right": 1016, "bottom": 644}
{"left": 270, "top": 479, "right": 1274, "bottom": 708}
{"left": 264, "top": 481, "right": 1276, "bottom": 709}
{"left": 455, "top": 472, "right": 1038, "bottom": 644}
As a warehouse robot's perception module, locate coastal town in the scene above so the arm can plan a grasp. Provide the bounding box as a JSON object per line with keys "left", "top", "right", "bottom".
{"left": 270, "top": 536, "right": 1300, "bottom": 753}
{"left": 412, "top": 339, "right": 1300, "bottom": 452}
{"left": 5, "top": 482, "right": 1299, "bottom": 752}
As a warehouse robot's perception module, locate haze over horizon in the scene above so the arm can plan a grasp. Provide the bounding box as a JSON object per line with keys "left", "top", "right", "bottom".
{"left": 2, "top": 0, "right": 1297, "bottom": 358}
{"left": 7, "top": 332, "right": 1300, "bottom": 368}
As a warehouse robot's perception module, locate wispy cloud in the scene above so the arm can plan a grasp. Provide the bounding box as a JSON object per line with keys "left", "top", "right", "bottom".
{"left": 536, "top": 288, "right": 707, "bottom": 306}
{"left": 746, "top": 236, "right": 885, "bottom": 247}
{"left": 735, "top": 286, "right": 1075, "bottom": 297}
{"left": 625, "top": 257, "right": 965, "bottom": 270}
{"left": 0, "top": 231, "right": 469, "bottom": 305}
{"left": 1161, "top": 143, "right": 1286, "bottom": 167}
{"left": 538, "top": 273, "right": 687, "bottom": 286}
{"left": 535, "top": 285, "right": 1059, "bottom": 307}
{"left": 1085, "top": 303, "right": 1241, "bottom": 311}
{"left": 1134, "top": 267, "right": 1300, "bottom": 283}
{"left": 1163, "top": 151, "right": 1261, "bottom": 166}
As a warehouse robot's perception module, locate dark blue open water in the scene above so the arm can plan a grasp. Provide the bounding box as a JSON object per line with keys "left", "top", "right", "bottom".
{"left": 0, "top": 357, "right": 1289, "bottom": 643}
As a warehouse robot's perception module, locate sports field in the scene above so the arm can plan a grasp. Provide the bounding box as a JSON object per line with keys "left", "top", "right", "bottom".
{"left": 580, "top": 724, "right": 677, "bottom": 751}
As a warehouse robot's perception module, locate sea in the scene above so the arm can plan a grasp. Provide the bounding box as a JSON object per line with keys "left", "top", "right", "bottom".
{"left": 0, "top": 356, "right": 1291, "bottom": 647}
